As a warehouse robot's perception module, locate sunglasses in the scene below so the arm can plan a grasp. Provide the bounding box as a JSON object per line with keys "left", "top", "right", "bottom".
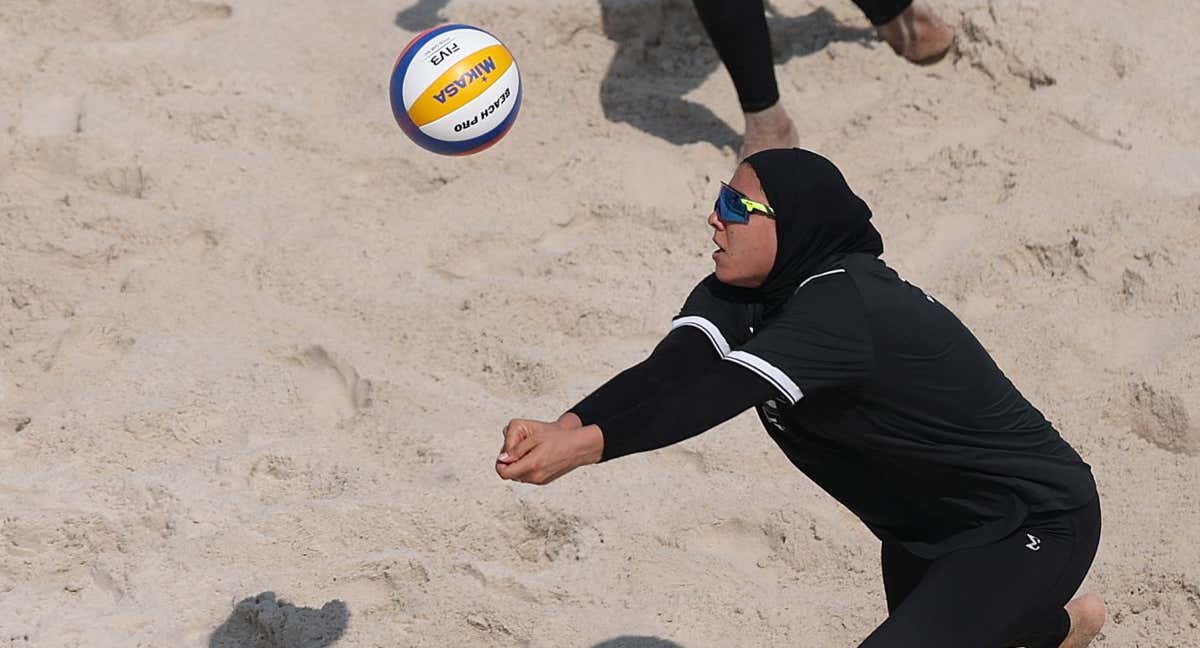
{"left": 715, "top": 182, "right": 775, "bottom": 224}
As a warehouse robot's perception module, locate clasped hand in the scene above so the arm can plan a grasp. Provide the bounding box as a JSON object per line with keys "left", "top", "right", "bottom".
{"left": 494, "top": 417, "right": 603, "bottom": 485}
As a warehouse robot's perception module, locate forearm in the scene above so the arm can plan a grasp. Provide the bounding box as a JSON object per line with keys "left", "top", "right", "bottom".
{"left": 569, "top": 326, "right": 719, "bottom": 426}
{"left": 596, "top": 359, "right": 778, "bottom": 461}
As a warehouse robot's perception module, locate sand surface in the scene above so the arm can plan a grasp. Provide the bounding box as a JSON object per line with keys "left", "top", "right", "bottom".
{"left": 1, "top": 0, "right": 1198, "bottom": 646}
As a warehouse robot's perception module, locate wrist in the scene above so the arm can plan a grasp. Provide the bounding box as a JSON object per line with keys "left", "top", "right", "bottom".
{"left": 555, "top": 412, "right": 583, "bottom": 430}
{"left": 576, "top": 424, "right": 605, "bottom": 465}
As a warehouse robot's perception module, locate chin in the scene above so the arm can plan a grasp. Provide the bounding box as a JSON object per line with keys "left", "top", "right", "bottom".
{"left": 716, "top": 267, "right": 764, "bottom": 288}
{"left": 716, "top": 270, "right": 749, "bottom": 287}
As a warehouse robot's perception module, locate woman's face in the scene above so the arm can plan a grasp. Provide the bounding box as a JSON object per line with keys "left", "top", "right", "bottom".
{"left": 709, "top": 163, "right": 778, "bottom": 288}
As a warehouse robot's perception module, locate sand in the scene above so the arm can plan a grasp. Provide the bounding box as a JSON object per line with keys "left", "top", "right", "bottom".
{"left": 1, "top": 0, "right": 1198, "bottom": 646}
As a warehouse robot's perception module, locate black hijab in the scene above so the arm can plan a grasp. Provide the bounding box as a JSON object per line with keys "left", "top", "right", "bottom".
{"left": 712, "top": 148, "right": 883, "bottom": 314}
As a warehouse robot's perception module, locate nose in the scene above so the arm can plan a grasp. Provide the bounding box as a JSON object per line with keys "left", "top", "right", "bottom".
{"left": 708, "top": 209, "right": 724, "bottom": 231}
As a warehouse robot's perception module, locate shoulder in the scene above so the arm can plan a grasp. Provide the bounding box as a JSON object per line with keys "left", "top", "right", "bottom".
{"left": 674, "top": 274, "right": 753, "bottom": 351}
{"left": 767, "top": 264, "right": 872, "bottom": 338}
{"left": 678, "top": 275, "right": 749, "bottom": 316}
{"left": 787, "top": 254, "right": 908, "bottom": 309}
{"left": 785, "top": 265, "right": 863, "bottom": 310}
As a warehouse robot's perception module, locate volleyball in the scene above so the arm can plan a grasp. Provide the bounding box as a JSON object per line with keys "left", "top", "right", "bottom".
{"left": 390, "top": 24, "right": 522, "bottom": 156}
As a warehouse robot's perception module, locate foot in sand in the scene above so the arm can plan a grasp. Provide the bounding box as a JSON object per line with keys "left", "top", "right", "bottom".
{"left": 740, "top": 102, "right": 800, "bottom": 159}
{"left": 876, "top": 0, "right": 956, "bottom": 64}
{"left": 1061, "top": 593, "right": 1106, "bottom": 648}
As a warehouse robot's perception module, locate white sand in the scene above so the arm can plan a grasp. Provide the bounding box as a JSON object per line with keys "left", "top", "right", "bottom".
{"left": 1, "top": 0, "right": 1198, "bottom": 646}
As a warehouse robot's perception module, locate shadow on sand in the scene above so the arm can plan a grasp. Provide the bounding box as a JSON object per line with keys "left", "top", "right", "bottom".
{"left": 591, "top": 636, "right": 686, "bottom": 648}
{"left": 209, "top": 592, "right": 348, "bottom": 648}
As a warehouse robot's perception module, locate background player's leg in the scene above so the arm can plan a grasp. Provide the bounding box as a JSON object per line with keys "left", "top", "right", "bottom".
{"left": 691, "top": 0, "right": 778, "bottom": 113}
{"left": 690, "top": 0, "right": 798, "bottom": 157}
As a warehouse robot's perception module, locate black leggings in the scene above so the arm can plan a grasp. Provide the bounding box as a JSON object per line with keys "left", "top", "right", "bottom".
{"left": 691, "top": 0, "right": 913, "bottom": 112}
{"left": 862, "top": 497, "right": 1102, "bottom": 647}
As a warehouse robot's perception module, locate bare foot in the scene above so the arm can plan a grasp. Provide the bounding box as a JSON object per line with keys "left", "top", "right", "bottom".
{"left": 740, "top": 103, "right": 799, "bottom": 159}
{"left": 1060, "top": 593, "right": 1106, "bottom": 648}
{"left": 876, "top": 0, "right": 956, "bottom": 64}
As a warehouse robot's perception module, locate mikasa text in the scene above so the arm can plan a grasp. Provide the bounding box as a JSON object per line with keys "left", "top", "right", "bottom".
{"left": 432, "top": 57, "right": 499, "bottom": 104}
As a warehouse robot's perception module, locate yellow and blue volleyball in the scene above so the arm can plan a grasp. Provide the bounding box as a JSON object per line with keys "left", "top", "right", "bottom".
{"left": 390, "top": 24, "right": 522, "bottom": 156}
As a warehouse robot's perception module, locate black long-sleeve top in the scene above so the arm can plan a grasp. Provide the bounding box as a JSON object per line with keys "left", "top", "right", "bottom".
{"left": 565, "top": 255, "right": 1096, "bottom": 559}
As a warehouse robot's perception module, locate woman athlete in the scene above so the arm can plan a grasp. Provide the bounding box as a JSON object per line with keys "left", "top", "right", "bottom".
{"left": 691, "top": 0, "right": 956, "bottom": 157}
{"left": 496, "top": 148, "right": 1105, "bottom": 647}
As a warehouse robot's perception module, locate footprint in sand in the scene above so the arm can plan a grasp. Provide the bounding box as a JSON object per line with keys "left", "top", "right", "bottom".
{"left": 686, "top": 517, "right": 775, "bottom": 572}
{"left": 986, "top": 236, "right": 1092, "bottom": 288}
{"left": 177, "top": 228, "right": 220, "bottom": 259}
{"left": 284, "top": 346, "right": 371, "bottom": 428}
{"left": 1020, "top": 237, "right": 1092, "bottom": 280}
{"left": 429, "top": 233, "right": 524, "bottom": 280}
{"left": 12, "top": 138, "right": 150, "bottom": 205}
{"left": 332, "top": 556, "right": 431, "bottom": 614}
{"left": 1128, "top": 381, "right": 1198, "bottom": 456}
{"left": 462, "top": 608, "right": 522, "bottom": 642}
{"left": 34, "top": 314, "right": 136, "bottom": 373}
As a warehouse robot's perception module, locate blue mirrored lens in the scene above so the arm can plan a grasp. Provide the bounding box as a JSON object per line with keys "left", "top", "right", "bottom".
{"left": 716, "top": 185, "right": 750, "bottom": 223}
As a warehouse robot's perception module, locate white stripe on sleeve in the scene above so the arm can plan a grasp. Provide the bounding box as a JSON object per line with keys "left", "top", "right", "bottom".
{"left": 725, "top": 350, "right": 803, "bottom": 405}
{"left": 671, "top": 316, "right": 732, "bottom": 356}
